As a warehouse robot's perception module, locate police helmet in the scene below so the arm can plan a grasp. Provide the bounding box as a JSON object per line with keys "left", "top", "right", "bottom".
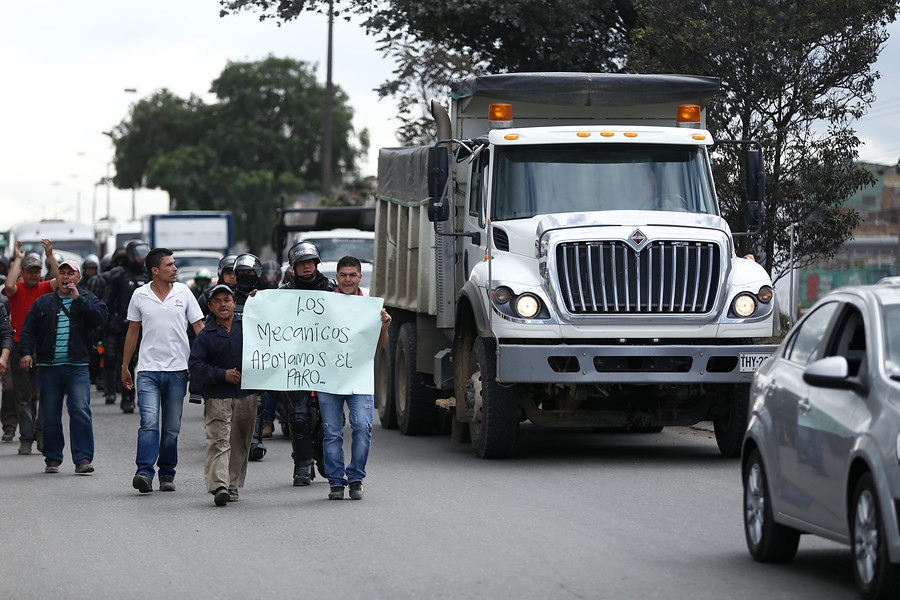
{"left": 112, "top": 248, "right": 128, "bottom": 268}
{"left": 218, "top": 254, "right": 238, "bottom": 280}
{"left": 195, "top": 269, "right": 212, "bottom": 282}
{"left": 288, "top": 241, "right": 321, "bottom": 268}
{"left": 82, "top": 254, "right": 100, "bottom": 272}
{"left": 100, "top": 253, "right": 112, "bottom": 272}
{"left": 125, "top": 239, "right": 150, "bottom": 264}
{"left": 261, "top": 260, "right": 282, "bottom": 288}
{"left": 233, "top": 253, "right": 262, "bottom": 293}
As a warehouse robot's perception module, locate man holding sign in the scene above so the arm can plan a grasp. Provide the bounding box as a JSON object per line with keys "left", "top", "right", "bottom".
{"left": 319, "top": 256, "right": 390, "bottom": 500}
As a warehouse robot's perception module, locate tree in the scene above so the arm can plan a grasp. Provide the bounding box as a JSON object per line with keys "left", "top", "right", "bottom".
{"left": 627, "top": 0, "right": 897, "bottom": 281}
{"left": 110, "top": 56, "right": 366, "bottom": 254}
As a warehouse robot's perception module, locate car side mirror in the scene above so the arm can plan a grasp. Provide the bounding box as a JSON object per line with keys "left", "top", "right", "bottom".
{"left": 803, "top": 356, "right": 864, "bottom": 391}
{"left": 427, "top": 145, "right": 450, "bottom": 223}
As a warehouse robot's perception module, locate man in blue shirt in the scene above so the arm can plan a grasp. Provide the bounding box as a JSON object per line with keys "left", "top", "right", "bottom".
{"left": 19, "top": 260, "right": 108, "bottom": 474}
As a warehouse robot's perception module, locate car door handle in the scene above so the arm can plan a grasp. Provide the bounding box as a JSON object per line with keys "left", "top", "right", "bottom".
{"left": 798, "top": 399, "right": 811, "bottom": 414}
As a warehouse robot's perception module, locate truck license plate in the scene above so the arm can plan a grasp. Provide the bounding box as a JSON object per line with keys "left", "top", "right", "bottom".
{"left": 739, "top": 352, "right": 772, "bottom": 372}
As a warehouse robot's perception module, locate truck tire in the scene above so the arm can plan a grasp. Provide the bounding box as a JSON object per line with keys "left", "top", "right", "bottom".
{"left": 468, "top": 337, "right": 518, "bottom": 458}
{"left": 714, "top": 383, "right": 750, "bottom": 457}
{"left": 375, "top": 320, "right": 400, "bottom": 429}
{"left": 395, "top": 322, "right": 436, "bottom": 435}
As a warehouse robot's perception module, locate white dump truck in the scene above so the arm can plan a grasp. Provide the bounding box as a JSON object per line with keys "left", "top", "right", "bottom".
{"left": 373, "top": 73, "right": 778, "bottom": 458}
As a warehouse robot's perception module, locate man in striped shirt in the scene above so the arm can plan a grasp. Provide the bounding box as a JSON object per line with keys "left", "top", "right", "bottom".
{"left": 18, "top": 260, "right": 108, "bottom": 474}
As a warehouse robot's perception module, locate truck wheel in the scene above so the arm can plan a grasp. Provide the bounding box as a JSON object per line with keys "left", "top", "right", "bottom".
{"left": 375, "top": 320, "right": 399, "bottom": 429}
{"left": 714, "top": 383, "right": 750, "bottom": 457}
{"left": 395, "top": 322, "right": 436, "bottom": 435}
{"left": 743, "top": 449, "right": 799, "bottom": 562}
{"left": 851, "top": 473, "right": 900, "bottom": 599}
{"left": 467, "top": 337, "right": 518, "bottom": 458}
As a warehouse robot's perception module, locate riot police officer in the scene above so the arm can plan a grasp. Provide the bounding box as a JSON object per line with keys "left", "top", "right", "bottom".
{"left": 104, "top": 240, "right": 150, "bottom": 412}
{"left": 198, "top": 254, "right": 237, "bottom": 319}
{"left": 274, "top": 241, "right": 335, "bottom": 486}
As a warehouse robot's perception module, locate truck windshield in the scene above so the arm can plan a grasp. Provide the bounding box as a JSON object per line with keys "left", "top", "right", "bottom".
{"left": 492, "top": 143, "right": 718, "bottom": 220}
{"left": 18, "top": 239, "right": 98, "bottom": 257}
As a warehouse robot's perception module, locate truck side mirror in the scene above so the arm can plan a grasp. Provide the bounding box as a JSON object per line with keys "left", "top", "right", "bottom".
{"left": 427, "top": 145, "right": 450, "bottom": 222}
{"left": 746, "top": 148, "right": 765, "bottom": 205}
{"left": 744, "top": 201, "right": 763, "bottom": 230}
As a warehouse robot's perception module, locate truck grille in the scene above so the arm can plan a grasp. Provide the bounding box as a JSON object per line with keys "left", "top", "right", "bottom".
{"left": 556, "top": 240, "right": 721, "bottom": 314}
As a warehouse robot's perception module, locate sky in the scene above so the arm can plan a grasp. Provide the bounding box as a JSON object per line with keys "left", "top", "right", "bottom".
{"left": 1, "top": 3, "right": 900, "bottom": 233}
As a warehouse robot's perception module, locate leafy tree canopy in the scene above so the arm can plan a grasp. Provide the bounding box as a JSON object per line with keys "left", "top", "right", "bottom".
{"left": 111, "top": 55, "right": 366, "bottom": 254}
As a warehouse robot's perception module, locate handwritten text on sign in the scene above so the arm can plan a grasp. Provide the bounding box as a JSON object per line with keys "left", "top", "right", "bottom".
{"left": 242, "top": 289, "right": 383, "bottom": 394}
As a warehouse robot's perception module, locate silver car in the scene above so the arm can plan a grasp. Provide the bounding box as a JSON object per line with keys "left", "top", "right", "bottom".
{"left": 742, "top": 284, "right": 900, "bottom": 599}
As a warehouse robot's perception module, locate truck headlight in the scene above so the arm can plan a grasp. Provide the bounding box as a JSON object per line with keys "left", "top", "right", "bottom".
{"left": 492, "top": 286, "right": 512, "bottom": 304}
{"left": 757, "top": 286, "right": 773, "bottom": 303}
{"left": 515, "top": 294, "right": 540, "bottom": 318}
{"left": 732, "top": 293, "right": 757, "bottom": 317}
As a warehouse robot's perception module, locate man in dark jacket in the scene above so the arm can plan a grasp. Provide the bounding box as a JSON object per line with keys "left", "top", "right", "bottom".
{"left": 189, "top": 284, "right": 256, "bottom": 506}
{"left": 19, "top": 260, "right": 108, "bottom": 474}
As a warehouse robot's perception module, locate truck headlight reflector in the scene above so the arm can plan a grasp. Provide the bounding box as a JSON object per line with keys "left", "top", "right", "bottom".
{"left": 732, "top": 293, "right": 757, "bottom": 317}
{"left": 492, "top": 286, "right": 512, "bottom": 304}
{"left": 515, "top": 294, "right": 540, "bottom": 318}
{"left": 757, "top": 286, "right": 773, "bottom": 303}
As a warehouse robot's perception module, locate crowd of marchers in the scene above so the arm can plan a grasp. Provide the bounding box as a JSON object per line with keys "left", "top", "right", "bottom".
{"left": 0, "top": 238, "right": 390, "bottom": 506}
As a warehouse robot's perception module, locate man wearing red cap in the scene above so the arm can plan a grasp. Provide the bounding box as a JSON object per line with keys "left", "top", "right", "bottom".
{"left": 1, "top": 239, "right": 59, "bottom": 455}
{"left": 18, "top": 259, "right": 108, "bottom": 474}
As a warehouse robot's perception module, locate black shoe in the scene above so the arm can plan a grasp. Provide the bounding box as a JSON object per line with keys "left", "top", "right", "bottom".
{"left": 348, "top": 481, "right": 364, "bottom": 500}
{"left": 213, "top": 487, "right": 229, "bottom": 506}
{"left": 159, "top": 477, "right": 176, "bottom": 492}
{"left": 228, "top": 489, "right": 239, "bottom": 502}
{"left": 293, "top": 464, "right": 311, "bottom": 486}
{"left": 105, "top": 395, "right": 116, "bottom": 405}
{"left": 132, "top": 473, "right": 152, "bottom": 493}
{"left": 328, "top": 486, "right": 345, "bottom": 500}
{"left": 2, "top": 429, "right": 14, "bottom": 442}
{"left": 248, "top": 443, "right": 266, "bottom": 462}
{"left": 75, "top": 461, "right": 94, "bottom": 474}
{"left": 121, "top": 400, "right": 135, "bottom": 414}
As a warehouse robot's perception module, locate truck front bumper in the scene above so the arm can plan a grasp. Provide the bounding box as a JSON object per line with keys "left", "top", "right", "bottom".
{"left": 496, "top": 343, "right": 778, "bottom": 385}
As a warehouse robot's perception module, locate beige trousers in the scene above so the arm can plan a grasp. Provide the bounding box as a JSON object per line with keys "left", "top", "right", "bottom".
{"left": 204, "top": 394, "right": 257, "bottom": 493}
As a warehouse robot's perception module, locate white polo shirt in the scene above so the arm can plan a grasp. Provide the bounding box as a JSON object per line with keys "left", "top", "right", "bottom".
{"left": 126, "top": 281, "right": 204, "bottom": 373}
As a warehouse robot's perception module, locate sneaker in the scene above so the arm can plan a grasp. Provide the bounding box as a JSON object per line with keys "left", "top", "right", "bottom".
{"left": 213, "top": 487, "right": 229, "bottom": 506}
{"left": 159, "top": 477, "right": 176, "bottom": 492}
{"left": 228, "top": 489, "right": 239, "bottom": 502}
{"left": 45, "top": 462, "right": 60, "bottom": 474}
{"left": 348, "top": 481, "right": 364, "bottom": 500}
{"left": 75, "top": 461, "right": 94, "bottom": 474}
{"left": 262, "top": 420, "right": 274, "bottom": 438}
{"left": 18, "top": 440, "right": 32, "bottom": 455}
{"left": 328, "top": 486, "right": 345, "bottom": 500}
{"left": 132, "top": 472, "right": 153, "bottom": 493}
{"left": 293, "top": 464, "right": 311, "bottom": 487}
{"left": 2, "top": 429, "right": 14, "bottom": 442}
{"left": 248, "top": 443, "right": 266, "bottom": 462}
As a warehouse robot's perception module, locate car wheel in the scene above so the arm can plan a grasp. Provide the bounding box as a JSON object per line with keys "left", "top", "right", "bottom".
{"left": 714, "top": 383, "right": 751, "bottom": 457}
{"left": 851, "top": 473, "right": 900, "bottom": 599}
{"left": 467, "top": 336, "right": 518, "bottom": 459}
{"left": 395, "top": 322, "right": 436, "bottom": 435}
{"left": 743, "top": 449, "right": 800, "bottom": 562}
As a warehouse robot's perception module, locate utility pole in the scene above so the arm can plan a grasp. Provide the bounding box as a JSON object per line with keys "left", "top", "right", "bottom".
{"left": 320, "top": 0, "right": 334, "bottom": 201}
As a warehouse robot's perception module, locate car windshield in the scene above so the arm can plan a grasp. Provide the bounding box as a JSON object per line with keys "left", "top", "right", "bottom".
{"left": 492, "top": 143, "right": 718, "bottom": 221}
{"left": 18, "top": 239, "right": 98, "bottom": 257}
{"left": 304, "top": 238, "right": 374, "bottom": 263}
{"left": 883, "top": 304, "right": 900, "bottom": 378}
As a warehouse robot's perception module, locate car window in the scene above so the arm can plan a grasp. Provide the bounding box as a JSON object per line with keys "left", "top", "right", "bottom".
{"left": 825, "top": 305, "right": 867, "bottom": 377}
{"left": 883, "top": 305, "right": 900, "bottom": 378}
{"left": 784, "top": 301, "right": 839, "bottom": 366}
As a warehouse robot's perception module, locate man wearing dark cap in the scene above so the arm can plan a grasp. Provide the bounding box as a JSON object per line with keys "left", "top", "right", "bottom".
{"left": 2, "top": 240, "right": 59, "bottom": 454}
{"left": 18, "top": 260, "right": 108, "bottom": 474}
{"left": 189, "top": 284, "right": 256, "bottom": 506}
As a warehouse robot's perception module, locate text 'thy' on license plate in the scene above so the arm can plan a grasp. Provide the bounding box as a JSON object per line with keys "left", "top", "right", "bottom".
{"left": 739, "top": 352, "right": 772, "bottom": 372}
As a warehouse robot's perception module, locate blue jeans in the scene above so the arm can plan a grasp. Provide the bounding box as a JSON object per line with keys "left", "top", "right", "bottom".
{"left": 38, "top": 365, "right": 93, "bottom": 466}
{"left": 317, "top": 391, "right": 373, "bottom": 487}
{"left": 135, "top": 370, "right": 187, "bottom": 480}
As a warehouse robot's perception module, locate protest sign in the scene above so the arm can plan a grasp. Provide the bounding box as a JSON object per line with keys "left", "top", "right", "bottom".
{"left": 241, "top": 289, "right": 383, "bottom": 394}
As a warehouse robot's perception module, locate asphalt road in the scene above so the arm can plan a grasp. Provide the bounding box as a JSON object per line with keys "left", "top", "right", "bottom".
{"left": 0, "top": 391, "right": 860, "bottom": 600}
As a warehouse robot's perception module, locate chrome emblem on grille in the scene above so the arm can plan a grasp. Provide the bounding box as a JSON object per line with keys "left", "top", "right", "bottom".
{"left": 629, "top": 228, "right": 647, "bottom": 249}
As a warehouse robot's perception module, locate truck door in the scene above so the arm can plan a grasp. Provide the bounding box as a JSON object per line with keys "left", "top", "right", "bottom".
{"left": 461, "top": 148, "right": 489, "bottom": 278}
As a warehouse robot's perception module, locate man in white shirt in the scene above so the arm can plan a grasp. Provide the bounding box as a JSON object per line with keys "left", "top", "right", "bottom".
{"left": 121, "top": 247, "right": 204, "bottom": 493}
